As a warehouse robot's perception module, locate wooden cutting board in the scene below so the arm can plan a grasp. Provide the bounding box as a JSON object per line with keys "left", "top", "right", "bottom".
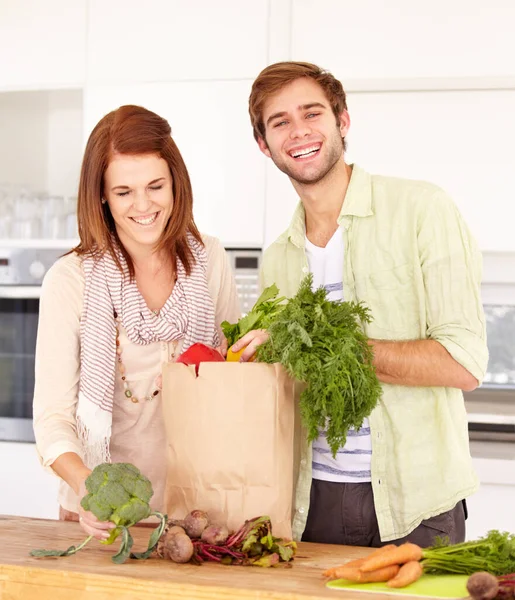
{"left": 0, "top": 515, "right": 459, "bottom": 600}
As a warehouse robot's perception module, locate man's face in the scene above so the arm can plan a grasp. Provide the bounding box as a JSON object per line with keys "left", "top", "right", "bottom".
{"left": 257, "top": 78, "right": 350, "bottom": 185}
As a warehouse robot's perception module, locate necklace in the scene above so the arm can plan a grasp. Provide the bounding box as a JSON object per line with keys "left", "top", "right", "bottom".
{"left": 114, "top": 311, "right": 161, "bottom": 403}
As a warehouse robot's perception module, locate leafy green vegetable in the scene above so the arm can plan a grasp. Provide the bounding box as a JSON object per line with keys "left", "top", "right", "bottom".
{"left": 221, "top": 284, "right": 286, "bottom": 346}
{"left": 190, "top": 514, "right": 296, "bottom": 567}
{"left": 422, "top": 530, "right": 515, "bottom": 576}
{"left": 256, "top": 273, "right": 382, "bottom": 457}
{"left": 30, "top": 462, "right": 167, "bottom": 564}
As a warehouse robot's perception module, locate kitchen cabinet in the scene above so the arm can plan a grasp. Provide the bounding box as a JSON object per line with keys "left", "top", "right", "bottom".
{"left": 466, "top": 443, "right": 515, "bottom": 540}
{"left": 0, "top": 442, "right": 59, "bottom": 519}
{"left": 343, "top": 89, "right": 515, "bottom": 253}
{"left": 0, "top": 90, "right": 83, "bottom": 200}
{"left": 87, "top": 0, "right": 269, "bottom": 84}
{"left": 0, "top": 0, "right": 87, "bottom": 91}
{"left": 85, "top": 82, "right": 266, "bottom": 247}
{"left": 291, "top": 0, "right": 515, "bottom": 84}
{"left": 262, "top": 88, "right": 515, "bottom": 251}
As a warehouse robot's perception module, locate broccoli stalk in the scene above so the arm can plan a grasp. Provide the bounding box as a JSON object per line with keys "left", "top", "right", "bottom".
{"left": 30, "top": 463, "right": 167, "bottom": 564}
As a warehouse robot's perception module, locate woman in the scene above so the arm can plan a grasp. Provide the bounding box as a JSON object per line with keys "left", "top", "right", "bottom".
{"left": 33, "top": 105, "right": 240, "bottom": 541}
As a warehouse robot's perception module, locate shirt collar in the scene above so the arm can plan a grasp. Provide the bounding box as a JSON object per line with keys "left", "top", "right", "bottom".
{"left": 287, "top": 164, "right": 374, "bottom": 248}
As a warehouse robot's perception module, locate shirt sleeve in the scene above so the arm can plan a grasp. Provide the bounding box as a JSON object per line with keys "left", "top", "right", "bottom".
{"left": 204, "top": 235, "right": 241, "bottom": 335}
{"left": 33, "top": 254, "right": 85, "bottom": 472}
{"left": 417, "top": 190, "right": 489, "bottom": 383}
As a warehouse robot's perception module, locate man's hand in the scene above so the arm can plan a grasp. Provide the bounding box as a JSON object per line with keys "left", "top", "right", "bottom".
{"left": 230, "top": 329, "right": 269, "bottom": 362}
{"left": 217, "top": 335, "right": 229, "bottom": 358}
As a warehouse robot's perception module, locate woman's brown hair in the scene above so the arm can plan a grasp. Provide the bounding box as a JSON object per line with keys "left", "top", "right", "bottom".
{"left": 249, "top": 61, "right": 348, "bottom": 149}
{"left": 73, "top": 104, "right": 202, "bottom": 277}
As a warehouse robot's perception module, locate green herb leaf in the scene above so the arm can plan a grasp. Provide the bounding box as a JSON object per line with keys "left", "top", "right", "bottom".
{"left": 221, "top": 285, "right": 286, "bottom": 346}
{"left": 274, "top": 542, "right": 295, "bottom": 562}
{"left": 254, "top": 284, "right": 280, "bottom": 308}
{"left": 251, "top": 552, "right": 280, "bottom": 567}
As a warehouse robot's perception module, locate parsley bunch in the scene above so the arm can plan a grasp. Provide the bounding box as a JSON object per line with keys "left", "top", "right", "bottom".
{"left": 256, "top": 274, "right": 382, "bottom": 457}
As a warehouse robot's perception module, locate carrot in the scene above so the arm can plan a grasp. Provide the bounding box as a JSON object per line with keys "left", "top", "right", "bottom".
{"left": 365, "top": 544, "right": 397, "bottom": 559}
{"left": 323, "top": 557, "right": 366, "bottom": 578}
{"left": 386, "top": 560, "right": 424, "bottom": 588}
{"left": 326, "top": 564, "right": 400, "bottom": 583}
{"left": 359, "top": 542, "right": 423, "bottom": 572}
{"left": 323, "top": 545, "right": 396, "bottom": 578}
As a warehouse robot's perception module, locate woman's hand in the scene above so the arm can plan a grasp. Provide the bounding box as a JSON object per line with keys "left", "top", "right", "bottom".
{"left": 230, "top": 329, "right": 270, "bottom": 362}
{"left": 77, "top": 478, "right": 116, "bottom": 541}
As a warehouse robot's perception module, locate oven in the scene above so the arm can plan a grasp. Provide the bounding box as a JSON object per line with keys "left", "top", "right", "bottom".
{"left": 0, "top": 246, "right": 65, "bottom": 442}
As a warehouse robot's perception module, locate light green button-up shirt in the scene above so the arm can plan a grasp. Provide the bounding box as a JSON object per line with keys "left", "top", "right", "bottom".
{"left": 260, "top": 164, "right": 489, "bottom": 542}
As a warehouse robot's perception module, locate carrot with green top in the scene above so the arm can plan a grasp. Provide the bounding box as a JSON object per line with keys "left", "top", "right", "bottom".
{"left": 323, "top": 544, "right": 396, "bottom": 578}
{"left": 387, "top": 560, "right": 424, "bottom": 588}
{"left": 359, "top": 542, "right": 423, "bottom": 572}
{"left": 327, "top": 564, "right": 400, "bottom": 583}
{"left": 366, "top": 544, "right": 397, "bottom": 559}
{"left": 323, "top": 557, "right": 365, "bottom": 577}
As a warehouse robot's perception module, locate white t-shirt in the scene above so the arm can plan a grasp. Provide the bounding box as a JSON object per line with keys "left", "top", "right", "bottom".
{"left": 305, "top": 229, "right": 372, "bottom": 483}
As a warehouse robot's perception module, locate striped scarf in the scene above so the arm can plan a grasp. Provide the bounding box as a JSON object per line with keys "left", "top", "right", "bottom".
{"left": 77, "top": 234, "right": 219, "bottom": 468}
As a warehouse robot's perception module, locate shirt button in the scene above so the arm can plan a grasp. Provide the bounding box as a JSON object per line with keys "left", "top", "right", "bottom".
{"left": 302, "top": 267, "right": 308, "bottom": 273}
{"left": 300, "top": 459, "right": 307, "bottom": 466}
{"left": 298, "top": 507, "right": 305, "bottom": 514}
{"left": 161, "top": 343, "right": 167, "bottom": 351}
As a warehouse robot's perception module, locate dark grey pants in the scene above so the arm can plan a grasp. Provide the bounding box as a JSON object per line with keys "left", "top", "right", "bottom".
{"left": 301, "top": 479, "right": 466, "bottom": 548}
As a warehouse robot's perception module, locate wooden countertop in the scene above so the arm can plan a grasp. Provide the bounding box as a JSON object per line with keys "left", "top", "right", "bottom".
{"left": 0, "top": 515, "right": 426, "bottom": 600}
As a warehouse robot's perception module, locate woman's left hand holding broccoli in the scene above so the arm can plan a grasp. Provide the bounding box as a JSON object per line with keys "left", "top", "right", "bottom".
{"left": 77, "top": 477, "right": 116, "bottom": 540}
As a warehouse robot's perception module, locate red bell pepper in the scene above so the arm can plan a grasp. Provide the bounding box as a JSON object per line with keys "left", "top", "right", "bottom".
{"left": 175, "top": 343, "right": 224, "bottom": 374}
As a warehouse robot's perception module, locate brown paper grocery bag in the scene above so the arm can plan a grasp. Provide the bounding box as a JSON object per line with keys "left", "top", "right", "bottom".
{"left": 161, "top": 361, "right": 297, "bottom": 539}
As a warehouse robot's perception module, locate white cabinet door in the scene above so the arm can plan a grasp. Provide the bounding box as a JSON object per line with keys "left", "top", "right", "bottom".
{"left": 263, "top": 89, "right": 515, "bottom": 251}
{"left": 344, "top": 89, "right": 515, "bottom": 253}
{"left": 467, "top": 452, "right": 515, "bottom": 540}
{"left": 0, "top": 0, "right": 87, "bottom": 91}
{"left": 291, "top": 0, "right": 515, "bottom": 83}
{"left": 0, "top": 442, "right": 59, "bottom": 519}
{"left": 85, "top": 82, "right": 266, "bottom": 247}
{"left": 87, "top": 0, "right": 269, "bottom": 84}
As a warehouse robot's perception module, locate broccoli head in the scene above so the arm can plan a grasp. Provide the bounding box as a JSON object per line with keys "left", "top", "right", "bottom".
{"left": 32, "top": 462, "right": 166, "bottom": 564}
{"left": 80, "top": 462, "right": 154, "bottom": 529}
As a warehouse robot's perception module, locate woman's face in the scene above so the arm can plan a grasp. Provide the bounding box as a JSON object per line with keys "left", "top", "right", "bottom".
{"left": 104, "top": 153, "right": 174, "bottom": 253}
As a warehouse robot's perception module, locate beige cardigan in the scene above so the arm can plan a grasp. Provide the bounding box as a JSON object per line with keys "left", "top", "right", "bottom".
{"left": 33, "top": 235, "right": 241, "bottom": 515}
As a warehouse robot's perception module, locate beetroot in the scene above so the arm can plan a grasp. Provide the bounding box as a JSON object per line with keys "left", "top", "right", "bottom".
{"left": 164, "top": 532, "right": 194, "bottom": 563}
{"left": 201, "top": 525, "right": 229, "bottom": 546}
{"left": 467, "top": 572, "right": 499, "bottom": 600}
{"left": 183, "top": 510, "right": 209, "bottom": 538}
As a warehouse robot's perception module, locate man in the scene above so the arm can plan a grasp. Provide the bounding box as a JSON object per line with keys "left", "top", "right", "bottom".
{"left": 231, "top": 61, "right": 488, "bottom": 547}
